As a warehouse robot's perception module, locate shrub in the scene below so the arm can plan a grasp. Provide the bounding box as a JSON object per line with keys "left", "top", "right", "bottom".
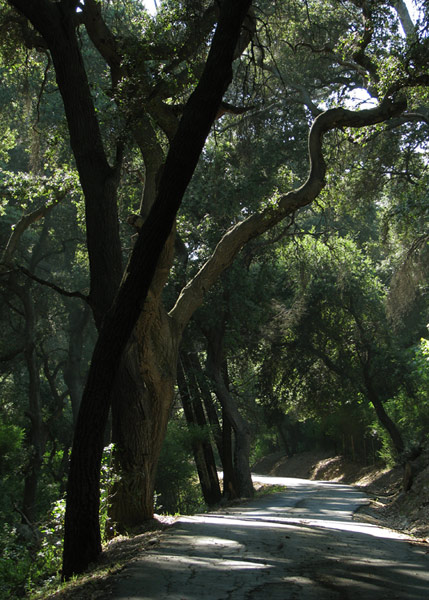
{"left": 154, "top": 419, "right": 205, "bottom": 515}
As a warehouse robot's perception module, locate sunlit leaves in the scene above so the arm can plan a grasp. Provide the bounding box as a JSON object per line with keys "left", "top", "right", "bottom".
{"left": 0, "top": 168, "right": 80, "bottom": 211}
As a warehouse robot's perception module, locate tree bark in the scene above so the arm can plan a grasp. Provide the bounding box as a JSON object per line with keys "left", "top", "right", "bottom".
{"left": 61, "top": 0, "right": 252, "bottom": 578}
{"left": 109, "top": 299, "right": 178, "bottom": 529}
{"left": 21, "top": 285, "right": 44, "bottom": 523}
{"left": 107, "top": 227, "right": 181, "bottom": 527}
{"left": 8, "top": 0, "right": 123, "bottom": 324}
{"left": 363, "top": 368, "right": 405, "bottom": 455}
{"left": 392, "top": 0, "right": 415, "bottom": 37}
{"left": 206, "top": 325, "right": 254, "bottom": 499}
{"left": 221, "top": 408, "right": 239, "bottom": 499}
{"left": 177, "top": 354, "right": 221, "bottom": 506}
{"left": 63, "top": 304, "right": 91, "bottom": 425}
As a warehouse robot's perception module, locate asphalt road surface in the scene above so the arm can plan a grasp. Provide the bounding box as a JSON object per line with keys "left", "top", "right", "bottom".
{"left": 112, "top": 475, "right": 429, "bottom": 599}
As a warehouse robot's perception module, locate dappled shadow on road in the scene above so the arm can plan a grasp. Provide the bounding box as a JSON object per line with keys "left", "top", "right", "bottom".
{"left": 114, "top": 482, "right": 429, "bottom": 600}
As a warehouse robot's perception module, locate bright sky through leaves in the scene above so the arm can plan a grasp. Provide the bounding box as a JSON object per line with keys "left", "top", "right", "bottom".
{"left": 142, "top": 0, "right": 420, "bottom": 21}
{"left": 143, "top": 0, "right": 157, "bottom": 15}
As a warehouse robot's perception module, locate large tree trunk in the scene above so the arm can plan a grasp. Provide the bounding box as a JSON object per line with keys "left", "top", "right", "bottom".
{"left": 9, "top": 0, "right": 124, "bottom": 324}
{"left": 109, "top": 304, "right": 178, "bottom": 529}
{"left": 61, "top": 0, "right": 251, "bottom": 573}
{"left": 47, "top": 12, "right": 123, "bottom": 323}
{"left": 105, "top": 112, "right": 177, "bottom": 531}
{"left": 106, "top": 229, "right": 179, "bottom": 528}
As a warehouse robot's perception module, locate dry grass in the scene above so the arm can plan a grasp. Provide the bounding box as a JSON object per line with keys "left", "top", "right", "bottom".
{"left": 32, "top": 518, "right": 176, "bottom": 600}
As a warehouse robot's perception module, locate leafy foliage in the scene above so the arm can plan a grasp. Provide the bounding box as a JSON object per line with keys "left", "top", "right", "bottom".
{"left": 0, "top": 0, "right": 429, "bottom": 590}
{"left": 154, "top": 418, "right": 206, "bottom": 515}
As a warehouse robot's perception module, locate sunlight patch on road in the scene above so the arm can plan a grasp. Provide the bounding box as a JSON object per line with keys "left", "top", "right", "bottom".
{"left": 192, "top": 536, "right": 243, "bottom": 549}
{"left": 281, "top": 517, "right": 411, "bottom": 540}
{"left": 180, "top": 513, "right": 411, "bottom": 542}
{"left": 137, "top": 553, "right": 270, "bottom": 570}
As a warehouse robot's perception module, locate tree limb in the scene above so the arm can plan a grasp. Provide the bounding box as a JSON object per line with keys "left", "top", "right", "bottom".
{"left": 170, "top": 96, "right": 406, "bottom": 332}
{"left": 215, "top": 101, "right": 256, "bottom": 119}
{"left": 349, "top": 0, "right": 379, "bottom": 83}
{"left": 391, "top": 0, "right": 416, "bottom": 37}
{"left": 1, "top": 201, "right": 59, "bottom": 266}
{"left": 16, "top": 266, "right": 88, "bottom": 302}
{"left": 80, "top": 0, "right": 123, "bottom": 87}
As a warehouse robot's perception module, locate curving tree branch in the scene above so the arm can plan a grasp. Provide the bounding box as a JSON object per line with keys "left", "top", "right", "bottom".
{"left": 170, "top": 96, "right": 407, "bottom": 333}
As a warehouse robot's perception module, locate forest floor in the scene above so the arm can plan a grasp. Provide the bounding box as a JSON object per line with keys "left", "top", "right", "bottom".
{"left": 39, "top": 447, "right": 429, "bottom": 600}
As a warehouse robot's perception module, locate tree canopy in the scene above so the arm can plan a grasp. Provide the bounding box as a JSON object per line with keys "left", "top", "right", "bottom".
{"left": 0, "top": 0, "right": 428, "bottom": 592}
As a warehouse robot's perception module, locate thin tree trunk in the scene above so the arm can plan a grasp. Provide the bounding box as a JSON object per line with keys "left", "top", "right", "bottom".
{"left": 369, "top": 392, "right": 405, "bottom": 455}
{"left": 177, "top": 355, "right": 221, "bottom": 506}
{"left": 190, "top": 387, "right": 222, "bottom": 503}
{"left": 186, "top": 351, "right": 224, "bottom": 459}
{"left": 183, "top": 349, "right": 236, "bottom": 497}
{"left": 22, "top": 287, "right": 43, "bottom": 523}
{"left": 20, "top": 223, "right": 51, "bottom": 522}
{"left": 206, "top": 326, "right": 254, "bottom": 499}
{"left": 363, "top": 369, "right": 405, "bottom": 455}
{"left": 63, "top": 304, "right": 91, "bottom": 425}
{"left": 276, "top": 420, "right": 293, "bottom": 457}
{"left": 221, "top": 409, "right": 239, "bottom": 499}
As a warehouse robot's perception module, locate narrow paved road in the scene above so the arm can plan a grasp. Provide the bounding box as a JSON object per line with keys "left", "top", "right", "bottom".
{"left": 113, "top": 475, "right": 429, "bottom": 599}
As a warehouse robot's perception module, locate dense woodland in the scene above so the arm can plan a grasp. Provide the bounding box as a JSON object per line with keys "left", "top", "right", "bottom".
{"left": 0, "top": 0, "right": 428, "bottom": 596}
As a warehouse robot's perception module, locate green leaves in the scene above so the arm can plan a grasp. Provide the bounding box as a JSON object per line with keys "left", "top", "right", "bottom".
{"left": 0, "top": 420, "right": 24, "bottom": 478}
{"left": 0, "top": 168, "right": 80, "bottom": 209}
